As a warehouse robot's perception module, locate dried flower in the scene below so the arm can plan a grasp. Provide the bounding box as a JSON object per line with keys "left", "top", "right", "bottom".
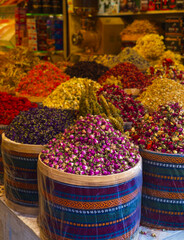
{"left": 41, "top": 115, "right": 141, "bottom": 175}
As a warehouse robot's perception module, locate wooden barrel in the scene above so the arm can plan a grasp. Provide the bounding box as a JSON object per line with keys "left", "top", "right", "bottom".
{"left": 140, "top": 149, "right": 184, "bottom": 230}
{"left": 0, "top": 125, "right": 8, "bottom": 184}
{"left": 38, "top": 156, "right": 142, "bottom": 240}
{"left": 1, "top": 133, "right": 44, "bottom": 215}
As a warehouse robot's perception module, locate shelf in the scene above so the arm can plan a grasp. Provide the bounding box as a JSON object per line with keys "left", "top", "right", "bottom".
{"left": 26, "top": 13, "right": 63, "bottom": 18}
{"left": 97, "top": 9, "right": 184, "bottom": 16}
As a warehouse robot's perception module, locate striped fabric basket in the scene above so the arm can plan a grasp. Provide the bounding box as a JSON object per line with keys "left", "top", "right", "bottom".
{"left": 0, "top": 125, "right": 8, "bottom": 184}
{"left": 140, "top": 148, "right": 184, "bottom": 230}
{"left": 38, "top": 156, "right": 142, "bottom": 240}
{"left": 1, "top": 133, "right": 44, "bottom": 215}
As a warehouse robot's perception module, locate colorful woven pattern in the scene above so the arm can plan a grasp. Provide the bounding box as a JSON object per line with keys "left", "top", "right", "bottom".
{"left": 38, "top": 172, "right": 142, "bottom": 240}
{"left": 0, "top": 125, "right": 7, "bottom": 184}
{"left": 2, "top": 148, "right": 39, "bottom": 208}
{"left": 140, "top": 149, "right": 184, "bottom": 229}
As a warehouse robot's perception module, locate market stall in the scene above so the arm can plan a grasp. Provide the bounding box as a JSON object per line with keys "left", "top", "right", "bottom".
{"left": 0, "top": 0, "right": 184, "bottom": 239}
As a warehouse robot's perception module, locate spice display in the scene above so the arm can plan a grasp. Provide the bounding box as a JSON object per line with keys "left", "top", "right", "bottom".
{"left": 134, "top": 34, "right": 165, "bottom": 61}
{"left": 159, "top": 50, "right": 182, "bottom": 65}
{"left": 137, "top": 77, "right": 184, "bottom": 111}
{"left": 0, "top": 92, "right": 37, "bottom": 125}
{"left": 113, "top": 47, "right": 150, "bottom": 72}
{"left": 148, "top": 58, "right": 184, "bottom": 83}
{"left": 5, "top": 106, "right": 77, "bottom": 145}
{"left": 128, "top": 103, "right": 184, "bottom": 154}
{"left": 64, "top": 61, "right": 109, "bottom": 81}
{"left": 98, "top": 62, "right": 151, "bottom": 90}
{"left": 97, "top": 85, "right": 145, "bottom": 123}
{"left": 0, "top": 46, "right": 40, "bottom": 93}
{"left": 40, "top": 114, "right": 141, "bottom": 175}
{"left": 16, "top": 62, "right": 70, "bottom": 98}
{"left": 79, "top": 82, "right": 124, "bottom": 133}
{"left": 120, "top": 20, "right": 160, "bottom": 42}
{"left": 43, "top": 77, "right": 101, "bottom": 110}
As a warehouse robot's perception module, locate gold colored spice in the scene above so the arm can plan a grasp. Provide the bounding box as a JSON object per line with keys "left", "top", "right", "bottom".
{"left": 102, "top": 76, "right": 123, "bottom": 87}
{"left": 121, "top": 20, "right": 159, "bottom": 35}
{"left": 120, "top": 20, "right": 161, "bottom": 42}
{"left": 137, "top": 77, "right": 184, "bottom": 111}
{"left": 43, "top": 77, "right": 101, "bottom": 110}
{"left": 159, "top": 50, "right": 182, "bottom": 65}
{"left": 134, "top": 34, "right": 165, "bottom": 61}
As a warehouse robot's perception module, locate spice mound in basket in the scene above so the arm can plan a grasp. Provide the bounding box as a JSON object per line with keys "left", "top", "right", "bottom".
{"left": 5, "top": 106, "right": 77, "bottom": 145}
{"left": 40, "top": 114, "right": 141, "bottom": 175}
{"left": 128, "top": 102, "right": 184, "bottom": 154}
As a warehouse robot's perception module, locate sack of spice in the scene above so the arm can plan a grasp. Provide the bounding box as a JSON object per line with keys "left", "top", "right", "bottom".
{"left": 38, "top": 114, "right": 142, "bottom": 240}
{"left": 2, "top": 106, "right": 77, "bottom": 214}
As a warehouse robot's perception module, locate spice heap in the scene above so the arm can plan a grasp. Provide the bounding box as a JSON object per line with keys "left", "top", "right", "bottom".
{"left": 134, "top": 34, "right": 165, "bottom": 61}
{"left": 137, "top": 77, "right": 184, "bottom": 111}
{"left": 113, "top": 48, "right": 150, "bottom": 72}
{"left": 79, "top": 82, "right": 124, "bottom": 133}
{"left": 5, "top": 106, "right": 77, "bottom": 145}
{"left": 159, "top": 50, "right": 182, "bottom": 65}
{"left": 64, "top": 61, "right": 109, "bottom": 81}
{"left": 0, "top": 47, "right": 40, "bottom": 93}
{"left": 101, "top": 76, "right": 122, "bottom": 87}
{"left": 120, "top": 20, "right": 160, "bottom": 42}
{"left": 43, "top": 77, "right": 101, "bottom": 110}
{"left": 16, "top": 62, "right": 70, "bottom": 98}
{"left": 128, "top": 103, "right": 184, "bottom": 154}
{"left": 41, "top": 114, "right": 141, "bottom": 175}
{"left": 86, "top": 55, "right": 116, "bottom": 68}
{"left": 0, "top": 92, "right": 37, "bottom": 125}
{"left": 98, "top": 62, "right": 151, "bottom": 90}
{"left": 97, "top": 85, "right": 145, "bottom": 123}
{"left": 148, "top": 58, "right": 184, "bottom": 83}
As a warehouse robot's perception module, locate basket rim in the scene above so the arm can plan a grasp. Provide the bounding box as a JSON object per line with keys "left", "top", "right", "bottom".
{"left": 38, "top": 154, "right": 142, "bottom": 187}
{"left": 2, "top": 133, "right": 44, "bottom": 154}
{"left": 139, "top": 147, "right": 184, "bottom": 157}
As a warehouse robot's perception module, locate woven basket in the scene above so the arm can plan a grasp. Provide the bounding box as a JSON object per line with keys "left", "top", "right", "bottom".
{"left": 1, "top": 133, "right": 44, "bottom": 215}
{"left": 140, "top": 148, "right": 184, "bottom": 230}
{"left": 0, "top": 125, "right": 8, "bottom": 184}
{"left": 38, "top": 156, "right": 142, "bottom": 240}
